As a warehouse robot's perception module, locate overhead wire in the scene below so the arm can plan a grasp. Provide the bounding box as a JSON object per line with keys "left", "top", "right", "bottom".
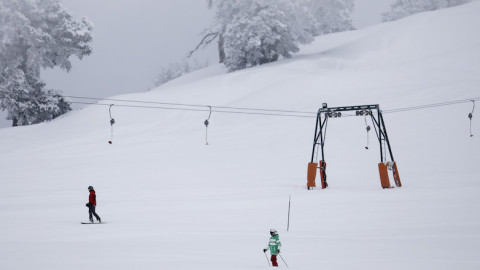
{"left": 49, "top": 96, "right": 480, "bottom": 117}
{"left": 65, "top": 95, "right": 317, "bottom": 115}
{"left": 69, "top": 101, "right": 316, "bottom": 118}
{"left": 1, "top": 90, "right": 479, "bottom": 119}
{"left": 382, "top": 97, "right": 480, "bottom": 114}
{"left": 65, "top": 95, "right": 480, "bottom": 116}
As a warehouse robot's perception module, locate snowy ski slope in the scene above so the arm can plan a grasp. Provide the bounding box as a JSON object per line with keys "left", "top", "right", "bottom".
{"left": 1, "top": 2, "right": 479, "bottom": 270}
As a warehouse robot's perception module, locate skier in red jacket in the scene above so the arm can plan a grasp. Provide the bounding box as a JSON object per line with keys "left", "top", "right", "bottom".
{"left": 86, "top": 186, "right": 101, "bottom": 223}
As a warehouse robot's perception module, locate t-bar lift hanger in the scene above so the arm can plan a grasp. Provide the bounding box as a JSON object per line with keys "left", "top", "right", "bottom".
{"left": 204, "top": 106, "right": 212, "bottom": 145}
{"left": 108, "top": 104, "right": 115, "bottom": 144}
{"left": 469, "top": 100, "right": 475, "bottom": 137}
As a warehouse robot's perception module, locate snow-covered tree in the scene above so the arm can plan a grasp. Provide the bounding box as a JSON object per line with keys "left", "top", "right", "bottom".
{"left": 0, "top": 67, "right": 71, "bottom": 126}
{"left": 192, "top": 0, "right": 354, "bottom": 71}
{"left": 306, "top": 0, "right": 355, "bottom": 35}
{"left": 383, "top": 0, "right": 472, "bottom": 22}
{"left": 0, "top": 0, "right": 92, "bottom": 126}
{"left": 220, "top": 0, "right": 318, "bottom": 71}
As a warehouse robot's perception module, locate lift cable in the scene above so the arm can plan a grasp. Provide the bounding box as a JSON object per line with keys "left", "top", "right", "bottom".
{"left": 383, "top": 97, "right": 480, "bottom": 114}
{"left": 1, "top": 90, "right": 478, "bottom": 119}
{"left": 70, "top": 101, "right": 316, "bottom": 119}
{"left": 65, "top": 95, "right": 317, "bottom": 115}
{"left": 69, "top": 96, "right": 480, "bottom": 119}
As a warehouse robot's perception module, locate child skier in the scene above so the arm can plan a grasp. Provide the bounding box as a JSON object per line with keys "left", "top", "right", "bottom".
{"left": 86, "top": 186, "right": 101, "bottom": 223}
{"left": 263, "top": 229, "right": 281, "bottom": 267}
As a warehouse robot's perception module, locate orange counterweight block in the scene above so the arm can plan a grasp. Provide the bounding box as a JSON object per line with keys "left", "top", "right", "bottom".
{"left": 307, "top": 161, "right": 328, "bottom": 189}
{"left": 378, "top": 162, "right": 392, "bottom": 188}
{"left": 307, "top": 162, "right": 317, "bottom": 189}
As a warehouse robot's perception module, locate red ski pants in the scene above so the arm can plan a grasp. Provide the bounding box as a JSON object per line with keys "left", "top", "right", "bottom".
{"left": 271, "top": 255, "right": 278, "bottom": 267}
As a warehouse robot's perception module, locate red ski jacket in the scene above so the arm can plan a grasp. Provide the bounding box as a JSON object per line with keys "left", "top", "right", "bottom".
{"left": 89, "top": 190, "right": 97, "bottom": 206}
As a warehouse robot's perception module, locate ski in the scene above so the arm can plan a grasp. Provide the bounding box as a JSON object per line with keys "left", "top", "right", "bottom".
{"left": 81, "top": 222, "right": 105, "bottom": 224}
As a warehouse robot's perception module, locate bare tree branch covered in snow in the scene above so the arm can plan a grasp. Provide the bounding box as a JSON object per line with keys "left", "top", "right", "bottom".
{"left": 0, "top": 0, "right": 92, "bottom": 126}
{"left": 191, "top": 0, "right": 355, "bottom": 72}
{"left": 383, "top": 0, "right": 472, "bottom": 22}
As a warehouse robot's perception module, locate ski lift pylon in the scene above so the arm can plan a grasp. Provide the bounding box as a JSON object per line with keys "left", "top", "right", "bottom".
{"left": 307, "top": 104, "right": 402, "bottom": 190}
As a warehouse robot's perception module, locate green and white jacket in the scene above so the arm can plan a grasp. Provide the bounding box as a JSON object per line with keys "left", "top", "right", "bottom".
{"left": 267, "top": 234, "right": 281, "bottom": 255}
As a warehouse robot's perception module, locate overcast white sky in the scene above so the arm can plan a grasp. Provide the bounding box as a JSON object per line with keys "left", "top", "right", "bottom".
{"left": 0, "top": 0, "right": 393, "bottom": 127}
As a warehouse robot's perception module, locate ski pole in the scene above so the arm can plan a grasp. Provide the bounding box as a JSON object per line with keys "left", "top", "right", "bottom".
{"left": 263, "top": 250, "right": 271, "bottom": 266}
{"left": 279, "top": 254, "right": 289, "bottom": 268}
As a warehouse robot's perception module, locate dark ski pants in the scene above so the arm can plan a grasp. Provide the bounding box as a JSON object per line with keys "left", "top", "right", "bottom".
{"left": 88, "top": 204, "right": 101, "bottom": 221}
{"left": 271, "top": 255, "right": 278, "bottom": 267}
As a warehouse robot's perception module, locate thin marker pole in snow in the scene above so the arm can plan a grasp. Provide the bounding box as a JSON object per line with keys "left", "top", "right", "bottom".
{"left": 287, "top": 195, "right": 291, "bottom": 231}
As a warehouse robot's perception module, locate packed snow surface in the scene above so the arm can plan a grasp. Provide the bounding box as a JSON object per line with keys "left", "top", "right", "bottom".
{"left": 1, "top": 2, "right": 480, "bottom": 270}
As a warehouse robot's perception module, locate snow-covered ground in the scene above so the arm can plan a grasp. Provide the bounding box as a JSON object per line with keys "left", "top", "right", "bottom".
{"left": 1, "top": 2, "right": 479, "bottom": 270}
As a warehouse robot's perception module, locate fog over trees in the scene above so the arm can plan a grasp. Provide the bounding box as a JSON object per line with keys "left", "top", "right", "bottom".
{"left": 2, "top": 0, "right": 474, "bottom": 126}
{"left": 383, "top": 0, "right": 471, "bottom": 21}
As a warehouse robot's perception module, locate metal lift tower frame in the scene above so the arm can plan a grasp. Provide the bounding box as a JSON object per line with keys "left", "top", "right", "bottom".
{"left": 307, "top": 104, "right": 402, "bottom": 190}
